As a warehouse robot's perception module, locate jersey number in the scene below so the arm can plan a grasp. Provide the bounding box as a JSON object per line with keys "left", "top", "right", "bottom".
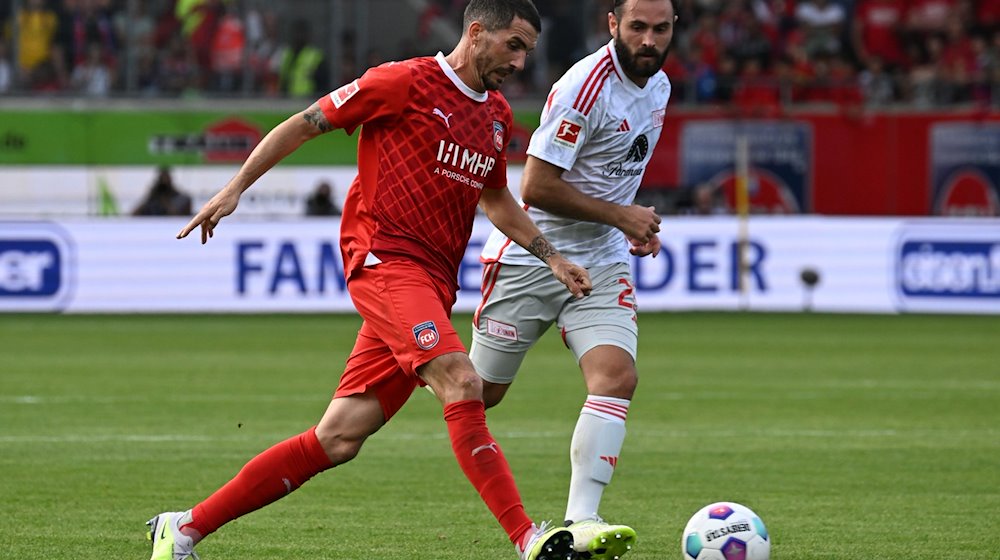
{"left": 617, "top": 278, "right": 636, "bottom": 311}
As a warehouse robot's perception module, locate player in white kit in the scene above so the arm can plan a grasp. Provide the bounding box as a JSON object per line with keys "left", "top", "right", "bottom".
{"left": 470, "top": 1, "right": 677, "bottom": 558}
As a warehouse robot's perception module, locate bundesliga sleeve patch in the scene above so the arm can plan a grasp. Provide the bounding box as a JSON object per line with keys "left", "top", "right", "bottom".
{"left": 330, "top": 79, "right": 361, "bottom": 108}
{"left": 412, "top": 321, "right": 440, "bottom": 350}
{"left": 553, "top": 118, "right": 583, "bottom": 148}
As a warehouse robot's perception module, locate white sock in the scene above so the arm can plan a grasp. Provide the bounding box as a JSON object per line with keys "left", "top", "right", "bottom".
{"left": 565, "top": 395, "right": 629, "bottom": 523}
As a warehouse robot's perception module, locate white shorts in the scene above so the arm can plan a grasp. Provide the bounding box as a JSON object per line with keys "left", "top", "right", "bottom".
{"left": 470, "top": 262, "right": 638, "bottom": 384}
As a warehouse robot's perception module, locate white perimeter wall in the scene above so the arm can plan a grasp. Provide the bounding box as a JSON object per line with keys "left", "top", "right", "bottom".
{"left": 2, "top": 216, "right": 998, "bottom": 314}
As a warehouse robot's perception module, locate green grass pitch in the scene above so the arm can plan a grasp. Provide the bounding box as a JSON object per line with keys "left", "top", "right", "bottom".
{"left": 1, "top": 312, "right": 998, "bottom": 559}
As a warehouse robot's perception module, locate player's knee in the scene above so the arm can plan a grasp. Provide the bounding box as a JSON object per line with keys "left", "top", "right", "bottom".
{"left": 586, "top": 364, "right": 638, "bottom": 399}
{"left": 443, "top": 370, "right": 483, "bottom": 402}
{"left": 314, "top": 429, "right": 365, "bottom": 465}
{"left": 616, "top": 369, "right": 639, "bottom": 396}
{"left": 421, "top": 352, "right": 484, "bottom": 403}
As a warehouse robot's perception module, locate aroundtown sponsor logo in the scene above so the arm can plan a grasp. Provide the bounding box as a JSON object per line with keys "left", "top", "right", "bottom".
{"left": 0, "top": 222, "right": 75, "bottom": 311}
{"left": 894, "top": 222, "right": 1000, "bottom": 313}
{"left": 898, "top": 241, "right": 1000, "bottom": 298}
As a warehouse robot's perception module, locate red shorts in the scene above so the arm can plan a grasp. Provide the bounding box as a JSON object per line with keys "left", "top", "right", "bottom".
{"left": 334, "top": 260, "right": 466, "bottom": 420}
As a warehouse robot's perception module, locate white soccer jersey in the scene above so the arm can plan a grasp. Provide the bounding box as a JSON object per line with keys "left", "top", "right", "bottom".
{"left": 481, "top": 39, "right": 671, "bottom": 267}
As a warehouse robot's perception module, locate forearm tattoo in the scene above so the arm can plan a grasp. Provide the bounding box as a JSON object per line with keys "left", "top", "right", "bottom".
{"left": 527, "top": 235, "right": 559, "bottom": 263}
{"left": 302, "top": 103, "right": 332, "bottom": 132}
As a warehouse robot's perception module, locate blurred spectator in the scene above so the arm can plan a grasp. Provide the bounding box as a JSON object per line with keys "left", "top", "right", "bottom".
{"left": 0, "top": 0, "right": 996, "bottom": 108}
{"left": 209, "top": 2, "right": 245, "bottom": 92}
{"left": 60, "top": 0, "right": 119, "bottom": 77}
{"left": 904, "top": 0, "right": 957, "bottom": 39}
{"left": 718, "top": 0, "right": 753, "bottom": 54}
{"left": 976, "top": 0, "right": 1000, "bottom": 33}
{"left": 277, "top": 19, "right": 327, "bottom": 97}
{"left": 176, "top": 0, "right": 225, "bottom": 88}
{"left": 70, "top": 41, "right": 113, "bottom": 96}
{"left": 115, "top": 0, "right": 155, "bottom": 93}
{"left": 245, "top": 7, "right": 281, "bottom": 94}
{"left": 795, "top": 0, "right": 846, "bottom": 57}
{"left": 584, "top": 4, "right": 611, "bottom": 53}
{"left": 159, "top": 34, "right": 199, "bottom": 95}
{"left": 689, "top": 12, "right": 723, "bottom": 70}
{"left": 152, "top": 0, "right": 181, "bottom": 52}
{"left": 662, "top": 50, "right": 693, "bottom": 102}
{"left": 337, "top": 29, "right": 359, "bottom": 83}
{"left": 689, "top": 183, "right": 729, "bottom": 215}
{"left": 988, "top": 31, "right": 1000, "bottom": 104}
{"left": 970, "top": 33, "right": 994, "bottom": 103}
{"left": 751, "top": 0, "right": 796, "bottom": 42}
{"left": 0, "top": 40, "right": 11, "bottom": 93}
{"left": 417, "top": 0, "right": 447, "bottom": 42}
{"left": 133, "top": 49, "right": 161, "bottom": 95}
{"left": 907, "top": 35, "right": 952, "bottom": 105}
{"left": 733, "top": 57, "right": 782, "bottom": 115}
{"left": 713, "top": 53, "right": 739, "bottom": 102}
{"left": 852, "top": 0, "right": 907, "bottom": 70}
{"left": 12, "top": 0, "right": 66, "bottom": 90}
{"left": 115, "top": 0, "right": 155, "bottom": 58}
{"left": 133, "top": 166, "right": 192, "bottom": 216}
{"left": 942, "top": 20, "right": 978, "bottom": 102}
{"left": 730, "top": 11, "right": 774, "bottom": 68}
{"left": 304, "top": 181, "right": 339, "bottom": 216}
{"left": 540, "top": 0, "right": 586, "bottom": 84}
{"left": 858, "top": 55, "right": 896, "bottom": 104}
{"left": 799, "top": 53, "right": 863, "bottom": 108}
{"left": 692, "top": 45, "right": 718, "bottom": 103}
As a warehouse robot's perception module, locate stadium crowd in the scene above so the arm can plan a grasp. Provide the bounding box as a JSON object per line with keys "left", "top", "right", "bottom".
{"left": 2, "top": 0, "right": 999, "bottom": 108}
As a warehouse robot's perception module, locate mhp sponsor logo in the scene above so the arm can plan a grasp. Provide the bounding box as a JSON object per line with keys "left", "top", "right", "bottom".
{"left": 0, "top": 223, "right": 75, "bottom": 311}
{"left": 898, "top": 241, "right": 1000, "bottom": 299}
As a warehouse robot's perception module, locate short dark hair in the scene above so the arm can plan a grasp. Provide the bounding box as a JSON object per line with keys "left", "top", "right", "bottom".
{"left": 464, "top": 0, "right": 542, "bottom": 33}
{"left": 612, "top": 0, "right": 679, "bottom": 19}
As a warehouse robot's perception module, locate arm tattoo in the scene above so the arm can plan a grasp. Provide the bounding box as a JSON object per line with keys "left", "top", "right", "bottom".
{"left": 526, "top": 235, "right": 559, "bottom": 263}
{"left": 302, "top": 103, "right": 332, "bottom": 133}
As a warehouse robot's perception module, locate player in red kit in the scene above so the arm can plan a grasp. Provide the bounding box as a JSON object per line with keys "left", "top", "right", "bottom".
{"left": 146, "top": 2, "right": 591, "bottom": 560}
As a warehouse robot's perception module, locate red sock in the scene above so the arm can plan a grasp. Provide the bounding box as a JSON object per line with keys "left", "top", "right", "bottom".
{"left": 184, "top": 427, "right": 333, "bottom": 538}
{"left": 443, "top": 399, "right": 533, "bottom": 545}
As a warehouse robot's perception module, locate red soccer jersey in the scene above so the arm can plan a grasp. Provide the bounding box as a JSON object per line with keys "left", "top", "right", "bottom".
{"left": 318, "top": 54, "right": 512, "bottom": 298}
{"left": 855, "top": 0, "right": 906, "bottom": 67}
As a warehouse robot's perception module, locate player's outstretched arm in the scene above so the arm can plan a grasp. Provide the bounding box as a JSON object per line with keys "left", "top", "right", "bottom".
{"left": 479, "top": 186, "right": 592, "bottom": 298}
{"left": 520, "top": 156, "right": 662, "bottom": 246}
{"left": 177, "top": 103, "right": 332, "bottom": 244}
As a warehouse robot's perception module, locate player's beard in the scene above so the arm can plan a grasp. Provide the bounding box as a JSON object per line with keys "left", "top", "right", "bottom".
{"left": 614, "top": 33, "right": 669, "bottom": 79}
{"left": 482, "top": 69, "right": 507, "bottom": 91}
{"left": 481, "top": 62, "right": 514, "bottom": 91}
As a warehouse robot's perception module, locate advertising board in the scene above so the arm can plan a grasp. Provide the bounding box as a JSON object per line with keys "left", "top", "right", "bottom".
{"left": 3, "top": 217, "right": 997, "bottom": 314}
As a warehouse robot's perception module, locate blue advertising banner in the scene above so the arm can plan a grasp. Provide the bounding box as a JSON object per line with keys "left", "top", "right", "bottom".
{"left": 680, "top": 121, "right": 812, "bottom": 213}
{"left": 0, "top": 222, "right": 76, "bottom": 312}
{"left": 929, "top": 123, "right": 1000, "bottom": 217}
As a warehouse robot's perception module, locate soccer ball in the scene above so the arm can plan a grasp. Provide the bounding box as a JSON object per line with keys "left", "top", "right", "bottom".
{"left": 682, "top": 502, "right": 770, "bottom": 560}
